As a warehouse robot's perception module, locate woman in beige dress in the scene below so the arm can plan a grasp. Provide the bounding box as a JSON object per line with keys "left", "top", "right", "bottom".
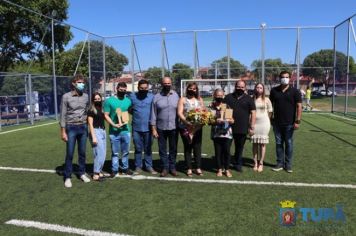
{"left": 251, "top": 83, "right": 273, "bottom": 172}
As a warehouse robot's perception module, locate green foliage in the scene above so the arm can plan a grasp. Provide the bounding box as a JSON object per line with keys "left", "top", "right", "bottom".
{"left": 144, "top": 66, "right": 171, "bottom": 85}
{"left": 205, "top": 56, "right": 246, "bottom": 79}
{"left": 302, "top": 49, "right": 356, "bottom": 88}
{"left": 171, "top": 63, "right": 193, "bottom": 89}
{"left": 251, "top": 58, "right": 292, "bottom": 83}
{"left": 56, "top": 40, "right": 128, "bottom": 78}
{"left": 0, "top": 76, "right": 25, "bottom": 96}
{"left": 0, "top": 0, "right": 72, "bottom": 72}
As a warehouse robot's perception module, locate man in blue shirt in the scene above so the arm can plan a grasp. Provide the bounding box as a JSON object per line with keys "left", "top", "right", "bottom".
{"left": 129, "top": 79, "right": 157, "bottom": 174}
{"left": 150, "top": 77, "right": 180, "bottom": 177}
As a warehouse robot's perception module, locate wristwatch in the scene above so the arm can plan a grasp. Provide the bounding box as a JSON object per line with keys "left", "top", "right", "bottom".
{"left": 295, "top": 120, "right": 301, "bottom": 124}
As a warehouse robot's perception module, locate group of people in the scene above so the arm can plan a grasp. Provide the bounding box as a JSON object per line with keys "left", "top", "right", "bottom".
{"left": 59, "top": 71, "right": 302, "bottom": 188}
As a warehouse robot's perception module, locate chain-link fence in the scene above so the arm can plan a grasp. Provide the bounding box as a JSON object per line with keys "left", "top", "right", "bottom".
{"left": 1, "top": 1, "right": 355, "bottom": 130}
{"left": 333, "top": 14, "right": 356, "bottom": 117}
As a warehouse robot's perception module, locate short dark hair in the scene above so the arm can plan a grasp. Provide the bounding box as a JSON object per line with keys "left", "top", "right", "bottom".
{"left": 235, "top": 80, "right": 246, "bottom": 87}
{"left": 138, "top": 79, "right": 149, "bottom": 87}
{"left": 116, "top": 82, "right": 127, "bottom": 89}
{"left": 279, "top": 70, "right": 290, "bottom": 78}
{"left": 72, "top": 74, "right": 85, "bottom": 83}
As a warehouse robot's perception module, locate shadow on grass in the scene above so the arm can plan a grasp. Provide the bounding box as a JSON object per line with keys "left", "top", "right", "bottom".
{"left": 304, "top": 119, "right": 356, "bottom": 148}
{"left": 55, "top": 151, "right": 275, "bottom": 177}
{"left": 321, "top": 113, "right": 356, "bottom": 127}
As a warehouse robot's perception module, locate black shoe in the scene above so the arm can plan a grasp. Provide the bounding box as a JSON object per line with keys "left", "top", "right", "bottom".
{"left": 235, "top": 166, "right": 243, "bottom": 172}
{"left": 272, "top": 165, "right": 284, "bottom": 172}
{"left": 122, "top": 169, "right": 133, "bottom": 175}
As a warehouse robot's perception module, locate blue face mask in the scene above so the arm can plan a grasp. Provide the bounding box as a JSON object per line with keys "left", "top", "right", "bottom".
{"left": 76, "top": 83, "right": 85, "bottom": 91}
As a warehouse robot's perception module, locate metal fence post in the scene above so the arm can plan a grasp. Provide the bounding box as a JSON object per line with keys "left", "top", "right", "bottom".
{"left": 296, "top": 27, "right": 301, "bottom": 89}
{"left": 131, "top": 35, "right": 135, "bottom": 92}
{"left": 345, "top": 19, "right": 351, "bottom": 115}
{"left": 51, "top": 17, "right": 58, "bottom": 120}
{"left": 102, "top": 38, "right": 106, "bottom": 98}
{"left": 28, "top": 74, "right": 34, "bottom": 125}
{"left": 88, "top": 38, "right": 92, "bottom": 97}
{"left": 193, "top": 31, "right": 197, "bottom": 79}
{"left": 161, "top": 27, "right": 166, "bottom": 79}
{"left": 261, "top": 23, "right": 266, "bottom": 84}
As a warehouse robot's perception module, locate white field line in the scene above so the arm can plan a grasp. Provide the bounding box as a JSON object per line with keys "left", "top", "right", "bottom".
{"left": 305, "top": 112, "right": 356, "bottom": 121}
{"left": 0, "top": 166, "right": 56, "bottom": 173}
{"left": 0, "top": 122, "right": 57, "bottom": 135}
{"left": 1, "top": 166, "right": 356, "bottom": 189}
{"left": 5, "top": 219, "right": 133, "bottom": 236}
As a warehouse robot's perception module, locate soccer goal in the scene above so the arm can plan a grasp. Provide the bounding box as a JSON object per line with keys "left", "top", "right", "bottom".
{"left": 180, "top": 79, "right": 241, "bottom": 98}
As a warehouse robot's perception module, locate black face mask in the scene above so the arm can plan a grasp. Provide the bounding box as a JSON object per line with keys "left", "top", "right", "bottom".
{"left": 214, "top": 97, "right": 223, "bottom": 103}
{"left": 187, "top": 90, "right": 196, "bottom": 97}
{"left": 162, "top": 86, "right": 171, "bottom": 93}
{"left": 235, "top": 89, "right": 244, "bottom": 96}
{"left": 138, "top": 90, "right": 148, "bottom": 96}
{"left": 94, "top": 101, "right": 102, "bottom": 107}
{"left": 117, "top": 91, "right": 126, "bottom": 98}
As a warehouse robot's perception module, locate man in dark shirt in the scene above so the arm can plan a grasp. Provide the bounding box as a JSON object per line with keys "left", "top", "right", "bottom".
{"left": 224, "top": 79, "right": 256, "bottom": 172}
{"left": 270, "top": 71, "right": 302, "bottom": 173}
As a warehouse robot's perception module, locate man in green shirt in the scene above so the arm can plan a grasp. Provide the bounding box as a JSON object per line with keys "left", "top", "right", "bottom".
{"left": 104, "top": 82, "right": 133, "bottom": 176}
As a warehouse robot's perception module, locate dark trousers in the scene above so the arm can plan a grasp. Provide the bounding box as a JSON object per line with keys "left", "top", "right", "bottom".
{"left": 180, "top": 129, "right": 203, "bottom": 169}
{"left": 213, "top": 137, "right": 232, "bottom": 170}
{"left": 157, "top": 129, "right": 178, "bottom": 171}
{"left": 273, "top": 124, "right": 294, "bottom": 169}
{"left": 64, "top": 124, "right": 88, "bottom": 179}
{"left": 233, "top": 133, "right": 247, "bottom": 168}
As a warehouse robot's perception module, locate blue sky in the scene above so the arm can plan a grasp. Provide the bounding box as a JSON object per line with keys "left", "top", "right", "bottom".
{"left": 66, "top": 0, "right": 356, "bottom": 70}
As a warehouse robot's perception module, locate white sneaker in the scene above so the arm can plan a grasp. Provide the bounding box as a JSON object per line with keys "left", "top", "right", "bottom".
{"left": 64, "top": 178, "right": 72, "bottom": 188}
{"left": 80, "top": 174, "right": 91, "bottom": 183}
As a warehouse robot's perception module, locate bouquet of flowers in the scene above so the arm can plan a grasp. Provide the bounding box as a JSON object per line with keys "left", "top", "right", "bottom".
{"left": 181, "top": 108, "right": 215, "bottom": 143}
{"left": 186, "top": 108, "right": 215, "bottom": 125}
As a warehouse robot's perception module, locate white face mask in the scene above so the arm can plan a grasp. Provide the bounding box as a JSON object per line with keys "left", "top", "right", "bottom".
{"left": 280, "top": 78, "right": 290, "bottom": 85}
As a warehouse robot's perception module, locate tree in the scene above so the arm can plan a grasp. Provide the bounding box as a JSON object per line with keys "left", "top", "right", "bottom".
{"left": 144, "top": 67, "right": 170, "bottom": 86}
{"left": 205, "top": 57, "right": 246, "bottom": 79}
{"left": 56, "top": 40, "right": 128, "bottom": 91}
{"left": 0, "top": 0, "right": 72, "bottom": 72}
{"left": 56, "top": 40, "right": 128, "bottom": 77}
{"left": 171, "top": 63, "right": 193, "bottom": 93}
{"left": 302, "top": 49, "right": 356, "bottom": 90}
{"left": 251, "top": 58, "right": 290, "bottom": 84}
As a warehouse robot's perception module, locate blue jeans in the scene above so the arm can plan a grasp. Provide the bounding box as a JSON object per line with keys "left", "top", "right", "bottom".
{"left": 157, "top": 129, "right": 178, "bottom": 171}
{"left": 91, "top": 128, "right": 106, "bottom": 174}
{"left": 273, "top": 124, "right": 294, "bottom": 169}
{"left": 133, "top": 130, "right": 153, "bottom": 170}
{"left": 109, "top": 132, "right": 131, "bottom": 173}
{"left": 64, "top": 124, "right": 88, "bottom": 179}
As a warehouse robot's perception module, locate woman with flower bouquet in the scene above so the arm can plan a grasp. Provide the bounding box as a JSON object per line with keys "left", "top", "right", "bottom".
{"left": 177, "top": 82, "right": 208, "bottom": 177}
{"left": 209, "top": 89, "right": 234, "bottom": 178}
